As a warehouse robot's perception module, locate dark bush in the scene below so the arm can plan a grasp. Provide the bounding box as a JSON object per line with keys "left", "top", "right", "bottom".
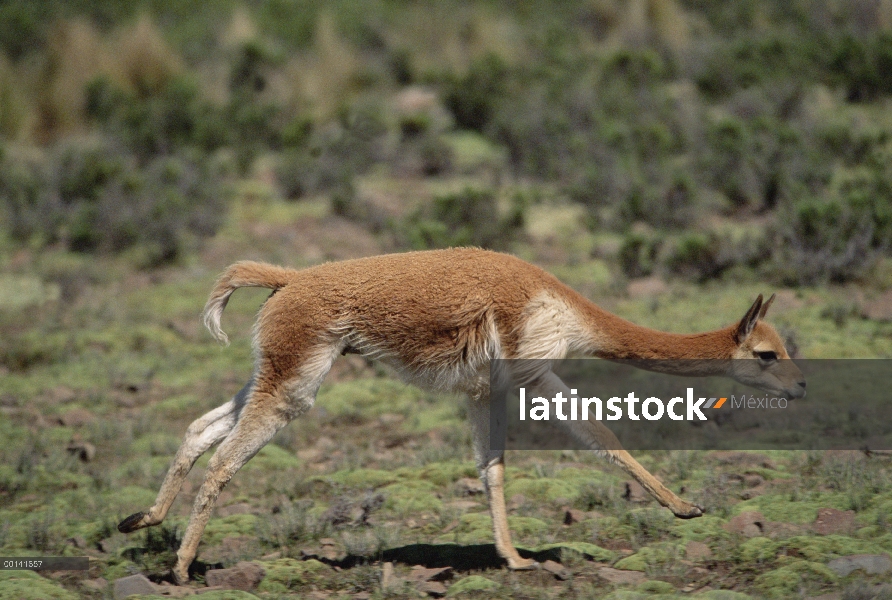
{"left": 275, "top": 102, "right": 388, "bottom": 206}
{"left": 772, "top": 195, "right": 880, "bottom": 285}
{"left": 829, "top": 33, "right": 892, "bottom": 102}
{"left": 442, "top": 53, "right": 509, "bottom": 132}
{"left": 396, "top": 187, "right": 525, "bottom": 250}
{"left": 665, "top": 232, "right": 722, "bottom": 281}
{"left": 0, "top": 137, "right": 232, "bottom": 265}
{"left": 694, "top": 34, "right": 821, "bottom": 99}
{"left": 86, "top": 75, "right": 230, "bottom": 159}
{"left": 618, "top": 231, "right": 661, "bottom": 278}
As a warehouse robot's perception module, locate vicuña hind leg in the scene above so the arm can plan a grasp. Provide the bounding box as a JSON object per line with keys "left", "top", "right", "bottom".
{"left": 529, "top": 371, "right": 702, "bottom": 519}
{"left": 171, "top": 391, "right": 293, "bottom": 583}
{"left": 118, "top": 379, "right": 252, "bottom": 534}
{"left": 467, "top": 380, "right": 537, "bottom": 570}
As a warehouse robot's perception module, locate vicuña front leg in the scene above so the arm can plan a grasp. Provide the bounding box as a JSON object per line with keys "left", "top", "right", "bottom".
{"left": 531, "top": 371, "right": 702, "bottom": 519}
{"left": 118, "top": 381, "right": 251, "bottom": 534}
{"left": 468, "top": 383, "right": 537, "bottom": 570}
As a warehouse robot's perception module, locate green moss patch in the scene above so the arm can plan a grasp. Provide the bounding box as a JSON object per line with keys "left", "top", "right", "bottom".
{"left": 256, "top": 558, "right": 329, "bottom": 593}
{"left": 0, "top": 570, "right": 78, "bottom": 600}
{"left": 447, "top": 574, "right": 501, "bottom": 596}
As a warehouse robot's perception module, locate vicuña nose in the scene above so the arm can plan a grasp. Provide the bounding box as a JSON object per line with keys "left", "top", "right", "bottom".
{"left": 798, "top": 380, "right": 806, "bottom": 388}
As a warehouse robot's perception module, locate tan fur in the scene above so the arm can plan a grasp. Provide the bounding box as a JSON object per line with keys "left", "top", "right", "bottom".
{"left": 119, "top": 248, "right": 805, "bottom": 581}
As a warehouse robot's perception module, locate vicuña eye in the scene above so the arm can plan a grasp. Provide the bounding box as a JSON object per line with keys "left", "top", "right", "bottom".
{"left": 757, "top": 351, "right": 778, "bottom": 361}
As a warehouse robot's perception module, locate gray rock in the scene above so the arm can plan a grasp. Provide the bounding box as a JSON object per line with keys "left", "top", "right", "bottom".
{"left": 113, "top": 574, "right": 157, "bottom": 599}
{"left": 597, "top": 567, "right": 646, "bottom": 585}
{"left": 203, "top": 561, "right": 265, "bottom": 591}
{"left": 827, "top": 554, "right": 892, "bottom": 577}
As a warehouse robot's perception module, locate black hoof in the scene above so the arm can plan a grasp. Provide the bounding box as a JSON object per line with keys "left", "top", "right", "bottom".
{"left": 118, "top": 511, "right": 146, "bottom": 533}
{"left": 674, "top": 505, "right": 704, "bottom": 520}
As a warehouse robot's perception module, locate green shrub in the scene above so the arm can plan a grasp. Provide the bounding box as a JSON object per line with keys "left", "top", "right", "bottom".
{"left": 772, "top": 195, "right": 881, "bottom": 285}
{"left": 86, "top": 75, "right": 230, "bottom": 160}
{"left": 829, "top": 33, "right": 892, "bottom": 102}
{"left": 396, "top": 187, "right": 525, "bottom": 250}
{"left": 274, "top": 102, "right": 388, "bottom": 207}
{"left": 665, "top": 232, "right": 722, "bottom": 281}
{"left": 0, "top": 137, "right": 232, "bottom": 265}
{"left": 619, "top": 231, "right": 661, "bottom": 278}
{"left": 442, "top": 53, "right": 509, "bottom": 132}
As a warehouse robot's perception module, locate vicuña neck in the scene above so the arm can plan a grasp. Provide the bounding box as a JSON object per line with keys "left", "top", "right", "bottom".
{"left": 575, "top": 300, "right": 736, "bottom": 371}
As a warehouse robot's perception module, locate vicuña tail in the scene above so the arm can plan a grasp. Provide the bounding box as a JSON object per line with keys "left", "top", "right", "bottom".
{"left": 202, "top": 261, "right": 297, "bottom": 345}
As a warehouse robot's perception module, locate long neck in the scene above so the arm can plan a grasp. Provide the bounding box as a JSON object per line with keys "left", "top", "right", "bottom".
{"left": 571, "top": 296, "right": 737, "bottom": 374}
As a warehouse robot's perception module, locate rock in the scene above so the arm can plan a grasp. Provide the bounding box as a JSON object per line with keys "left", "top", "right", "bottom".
{"left": 454, "top": 477, "right": 485, "bottom": 496}
{"left": 82, "top": 578, "right": 108, "bottom": 592}
{"left": 408, "top": 566, "right": 452, "bottom": 582}
{"left": 508, "top": 494, "right": 528, "bottom": 510}
{"left": 217, "top": 502, "right": 253, "bottom": 517}
{"left": 827, "top": 554, "right": 892, "bottom": 577}
{"left": 813, "top": 508, "right": 855, "bottom": 535}
{"left": 49, "top": 386, "right": 77, "bottom": 404}
{"left": 742, "top": 474, "right": 765, "bottom": 488}
{"left": 416, "top": 580, "right": 448, "bottom": 597}
{"left": 623, "top": 480, "right": 649, "bottom": 503}
{"left": 68, "top": 535, "right": 88, "bottom": 549}
{"left": 627, "top": 277, "right": 669, "bottom": 298}
{"left": 685, "top": 540, "right": 712, "bottom": 561}
{"left": 597, "top": 567, "right": 646, "bottom": 585}
{"left": 724, "top": 511, "right": 765, "bottom": 537}
{"left": 444, "top": 499, "right": 478, "bottom": 511}
{"left": 542, "top": 560, "right": 572, "bottom": 580}
{"left": 58, "top": 407, "right": 95, "bottom": 427}
{"left": 863, "top": 290, "right": 892, "bottom": 322}
{"left": 203, "top": 561, "right": 265, "bottom": 591}
{"left": 66, "top": 441, "right": 96, "bottom": 462}
{"left": 113, "top": 574, "right": 157, "bottom": 599}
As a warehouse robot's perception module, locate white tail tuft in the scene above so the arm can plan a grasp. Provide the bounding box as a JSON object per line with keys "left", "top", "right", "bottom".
{"left": 203, "top": 292, "right": 233, "bottom": 345}
{"left": 201, "top": 261, "right": 297, "bottom": 346}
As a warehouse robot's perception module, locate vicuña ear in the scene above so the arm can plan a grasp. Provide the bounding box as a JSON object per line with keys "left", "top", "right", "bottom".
{"left": 758, "top": 293, "right": 776, "bottom": 319}
{"left": 736, "top": 294, "right": 763, "bottom": 343}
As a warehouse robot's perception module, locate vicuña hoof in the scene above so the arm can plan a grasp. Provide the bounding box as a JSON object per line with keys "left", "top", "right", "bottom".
{"left": 672, "top": 503, "right": 704, "bottom": 519}
{"left": 507, "top": 556, "right": 539, "bottom": 570}
{"left": 117, "top": 512, "right": 147, "bottom": 533}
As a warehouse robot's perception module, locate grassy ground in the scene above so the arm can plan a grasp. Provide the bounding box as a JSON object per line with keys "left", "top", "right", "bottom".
{"left": 1, "top": 189, "right": 892, "bottom": 599}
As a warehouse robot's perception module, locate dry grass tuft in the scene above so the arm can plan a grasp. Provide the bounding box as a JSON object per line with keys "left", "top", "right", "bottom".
{"left": 116, "top": 14, "right": 183, "bottom": 98}
{"left": 36, "top": 19, "right": 111, "bottom": 141}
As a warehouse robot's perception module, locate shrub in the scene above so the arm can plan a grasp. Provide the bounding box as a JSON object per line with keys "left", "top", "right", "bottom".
{"left": 664, "top": 231, "right": 722, "bottom": 281}
{"left": 772, "top": 195, "right": 882, "bottom": 285}
{"left": 396, "top": 187, "right": 526, "bottom": 250}
{"left": 618, "top": 230, "right": 661, "bottom": 278}
{"left": 0, "top": 137, "right": 232, "bottom": 265}
{"left": 442, "top": 53, "right": 509, "bottom": 132}
{"left": 275, "top": 101, "right": 388, "bottom": 206}
{"left": 86, "top": 75, "right": 230, "bottom": 160}
{"left": 828, "top": 33, "right": 892, "bottom": 102}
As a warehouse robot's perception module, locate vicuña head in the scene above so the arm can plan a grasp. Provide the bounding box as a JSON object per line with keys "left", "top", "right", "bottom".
{"left": 726, "top": 293, "right": 806, "bottom": 399}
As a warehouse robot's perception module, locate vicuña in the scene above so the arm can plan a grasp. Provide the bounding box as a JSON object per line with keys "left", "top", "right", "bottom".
{"left": 118, "top": 248, "right": 806, "bottom": 583}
